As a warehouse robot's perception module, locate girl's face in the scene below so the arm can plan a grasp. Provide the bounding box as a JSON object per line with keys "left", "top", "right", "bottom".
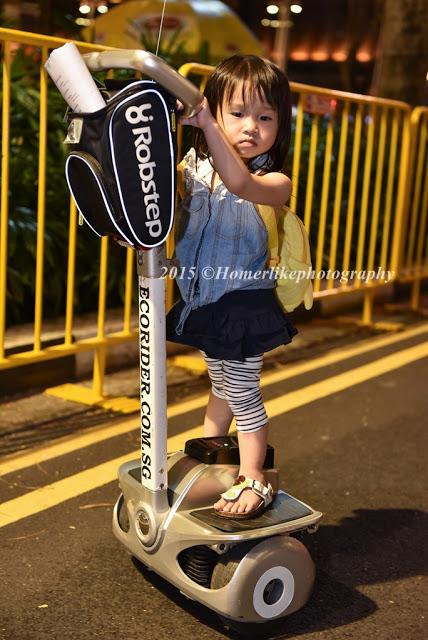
{"left": 216, "top": 83, "right": 279, "bottom": 163}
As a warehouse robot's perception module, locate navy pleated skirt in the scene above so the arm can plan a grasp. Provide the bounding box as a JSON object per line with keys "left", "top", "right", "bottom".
{"left": 166, "top": 288, "right": 298, "bottom": 361}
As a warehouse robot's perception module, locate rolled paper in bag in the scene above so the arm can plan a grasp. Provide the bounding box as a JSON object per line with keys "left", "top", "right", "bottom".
{"left": 44, "top": 42, "right": 106, "bottom": 113}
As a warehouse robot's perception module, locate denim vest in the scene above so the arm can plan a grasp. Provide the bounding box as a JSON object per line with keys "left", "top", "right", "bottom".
{"left": 174, "top": 148, "right": 275, "bottom": 334}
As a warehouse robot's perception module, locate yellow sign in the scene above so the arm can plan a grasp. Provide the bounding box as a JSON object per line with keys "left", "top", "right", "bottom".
{"left": 84, "top": 0, "right": 263, "bottom": 61}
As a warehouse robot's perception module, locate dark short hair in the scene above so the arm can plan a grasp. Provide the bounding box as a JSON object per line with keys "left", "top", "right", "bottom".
{"left": 194, "top": 55, "right": 292, "bottom": 173}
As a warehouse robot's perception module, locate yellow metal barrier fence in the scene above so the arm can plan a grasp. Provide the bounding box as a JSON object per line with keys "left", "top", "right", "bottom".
{"left": 396, "top": 107, "right": 428, "bottom": 312}
{"left": 0, "top": 30, "right": 426, "bottom": 407}
{"left": 0, "top": 28, "right": 138, "bottom": 410}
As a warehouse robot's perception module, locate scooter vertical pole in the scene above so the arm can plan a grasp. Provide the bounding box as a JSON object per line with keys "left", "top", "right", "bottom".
{"left": 137, "top": 245, "right": 168, "bottom": 497}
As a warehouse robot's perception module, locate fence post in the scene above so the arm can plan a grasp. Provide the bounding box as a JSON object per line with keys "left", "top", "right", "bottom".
{"left": 0, "top": 42, "right": 11, "bottom": 361}
{"left": 390, "top": 110, "right": 412, "bottom": 281}
{"left": 92, "top": 236, "right": 109, "bottom": 398}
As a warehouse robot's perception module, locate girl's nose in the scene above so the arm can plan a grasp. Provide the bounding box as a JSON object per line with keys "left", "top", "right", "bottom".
{"left": 243, "top": 117, "right": 258, "bottom": 134}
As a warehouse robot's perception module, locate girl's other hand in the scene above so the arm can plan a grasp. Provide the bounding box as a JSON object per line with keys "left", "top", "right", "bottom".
{"left": 177, "top": 97, "right": 215, "bottom": 129}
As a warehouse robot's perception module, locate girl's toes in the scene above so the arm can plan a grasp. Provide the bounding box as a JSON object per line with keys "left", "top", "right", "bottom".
{"left": 214, "top": 498, "right": 225, "bottom": 510}
{"left": 215, "top": 498, "right": 230, "bottom": 512}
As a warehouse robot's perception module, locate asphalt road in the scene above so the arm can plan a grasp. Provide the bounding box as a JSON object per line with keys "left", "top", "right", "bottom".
{"left": 0, "top": 322, "right": 427, "bottom": 640}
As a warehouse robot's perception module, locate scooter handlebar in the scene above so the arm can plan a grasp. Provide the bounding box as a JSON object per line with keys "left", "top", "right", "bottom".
{"left": 82, "top": 49, "right": 203, "bottom": 117}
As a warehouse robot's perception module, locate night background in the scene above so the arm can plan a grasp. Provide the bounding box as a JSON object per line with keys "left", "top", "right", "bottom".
{"left": 0, "top": 6, "right": 427, "bottom": 640}
{"left": 1, "top": 0, "right": 427, "bottom": 104}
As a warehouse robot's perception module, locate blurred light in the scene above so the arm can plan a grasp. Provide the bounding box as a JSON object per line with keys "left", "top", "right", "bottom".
{"left": 191, "top": 1, "right": 228, "bottom": 15}
{"left": 332, "top": 51, "right": 347, "bottom": 62}
{"left": 266, "top": 4, "right": 279, "bottom": 14}
{"left": 79, "top": 1, "right": 91, "bottom": 14}
{"left": 356, "top": 50, "right": 371, "bottom": 62}
{"left": 97, "top": 1, "right": 109, "bottom": 13}
{"left": 312, "top": 50, "right": 328, "bottom": 61}
{"left": 261, "top": 18, "right": 270, "bottom": 26}
{"left": 271, "top": 19, "right": 280, "bottom": 28}
{"left": 290, "top": 3, "right": 303, "bottom": 13}
{"left": 291, "top": 50, "right": 309, "bottom": 61}
{"left": 76, "top": 17, "right": 92, "bottom": 26}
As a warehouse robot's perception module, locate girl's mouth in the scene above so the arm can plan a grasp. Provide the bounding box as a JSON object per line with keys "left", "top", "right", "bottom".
{"left": 239, "top": 139, "right": 256, "bottom": 147}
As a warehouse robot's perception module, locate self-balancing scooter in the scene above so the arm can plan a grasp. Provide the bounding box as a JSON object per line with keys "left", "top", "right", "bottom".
{"left": 59, "top": 48, "right": 322, "bottom": 634}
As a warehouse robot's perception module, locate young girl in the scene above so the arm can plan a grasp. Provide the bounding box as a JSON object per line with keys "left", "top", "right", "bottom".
{"left": 166, "top": 55, "right": 297, "bottom": 519}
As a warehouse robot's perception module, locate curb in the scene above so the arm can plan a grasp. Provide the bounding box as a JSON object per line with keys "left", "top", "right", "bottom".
{"left": 0, "top": 281, "right": 424, "bottom": 398}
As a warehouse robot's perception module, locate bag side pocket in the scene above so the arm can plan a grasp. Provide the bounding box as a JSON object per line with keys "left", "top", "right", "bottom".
{"left": 65, "top": 151, "right": 136, "bottom": 246}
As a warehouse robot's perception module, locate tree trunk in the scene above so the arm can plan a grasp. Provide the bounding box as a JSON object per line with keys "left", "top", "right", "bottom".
{"left": 339, "top": 0, "right": 381, "bottom": 94}
{"left": 38, "top": 0, "right": 52, "bottom": 35}
{"left": 371, "top": 0, "right": 428, "bottom": 105}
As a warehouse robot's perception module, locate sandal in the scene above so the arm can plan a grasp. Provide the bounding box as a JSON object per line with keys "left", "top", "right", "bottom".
{"left": 214, "top": 475, "right": 274, "bottom": 519}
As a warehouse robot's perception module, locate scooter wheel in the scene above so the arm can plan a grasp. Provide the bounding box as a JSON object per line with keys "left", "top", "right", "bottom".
{"left": 217, "top": 614, "right": 286, "bottom": 638}
{"left": 211, "top": 535, "right": 315, "bottom": 626}
{"left": 211, "top": 541, "right": 256, "bottom": 588}
{"left": 116, "top": 494, "right": 130, "bottom": 533}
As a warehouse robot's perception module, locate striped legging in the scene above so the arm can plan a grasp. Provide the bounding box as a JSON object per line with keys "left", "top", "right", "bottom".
{"left": 202, "top": 352, "right": 268, "bottom": 432}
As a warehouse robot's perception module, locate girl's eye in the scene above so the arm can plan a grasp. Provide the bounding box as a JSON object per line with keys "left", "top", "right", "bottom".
{"left": 231, "top": 111, "right": 243, "bottom": 118}
{"left": 261, "top": 115, "right": 273, "bottom": 122}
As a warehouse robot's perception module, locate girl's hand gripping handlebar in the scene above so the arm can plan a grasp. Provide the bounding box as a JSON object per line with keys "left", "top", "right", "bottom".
{"left": 82, "top": 49, "right": 203, "bottom": 117}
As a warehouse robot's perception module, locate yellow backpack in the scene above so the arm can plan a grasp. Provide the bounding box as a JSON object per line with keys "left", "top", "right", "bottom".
{"left": 255, "top": 204, "right": 313, "bottom": 313}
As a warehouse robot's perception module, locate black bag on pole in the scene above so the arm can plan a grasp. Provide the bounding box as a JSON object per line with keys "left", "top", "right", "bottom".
{"left": 64, "top": 79, "right": 177, "bottom": 248}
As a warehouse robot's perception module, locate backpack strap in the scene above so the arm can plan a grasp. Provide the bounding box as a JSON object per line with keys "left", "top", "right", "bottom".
{"left": 177, "top": 157, "right": 186, "bottom": 199}
{"left": 254, "top": 203, "right": 280, "bottom": 267}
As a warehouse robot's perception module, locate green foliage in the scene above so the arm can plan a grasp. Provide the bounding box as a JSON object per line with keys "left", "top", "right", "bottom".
{"left": 2, "top": 47, "right": 128, "bottom": 327}
{"left": 130, "top": 21, "right": 212, "bottom": 69}
{"left": 4, "top": 49, "right": 64, "bottom": 324}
